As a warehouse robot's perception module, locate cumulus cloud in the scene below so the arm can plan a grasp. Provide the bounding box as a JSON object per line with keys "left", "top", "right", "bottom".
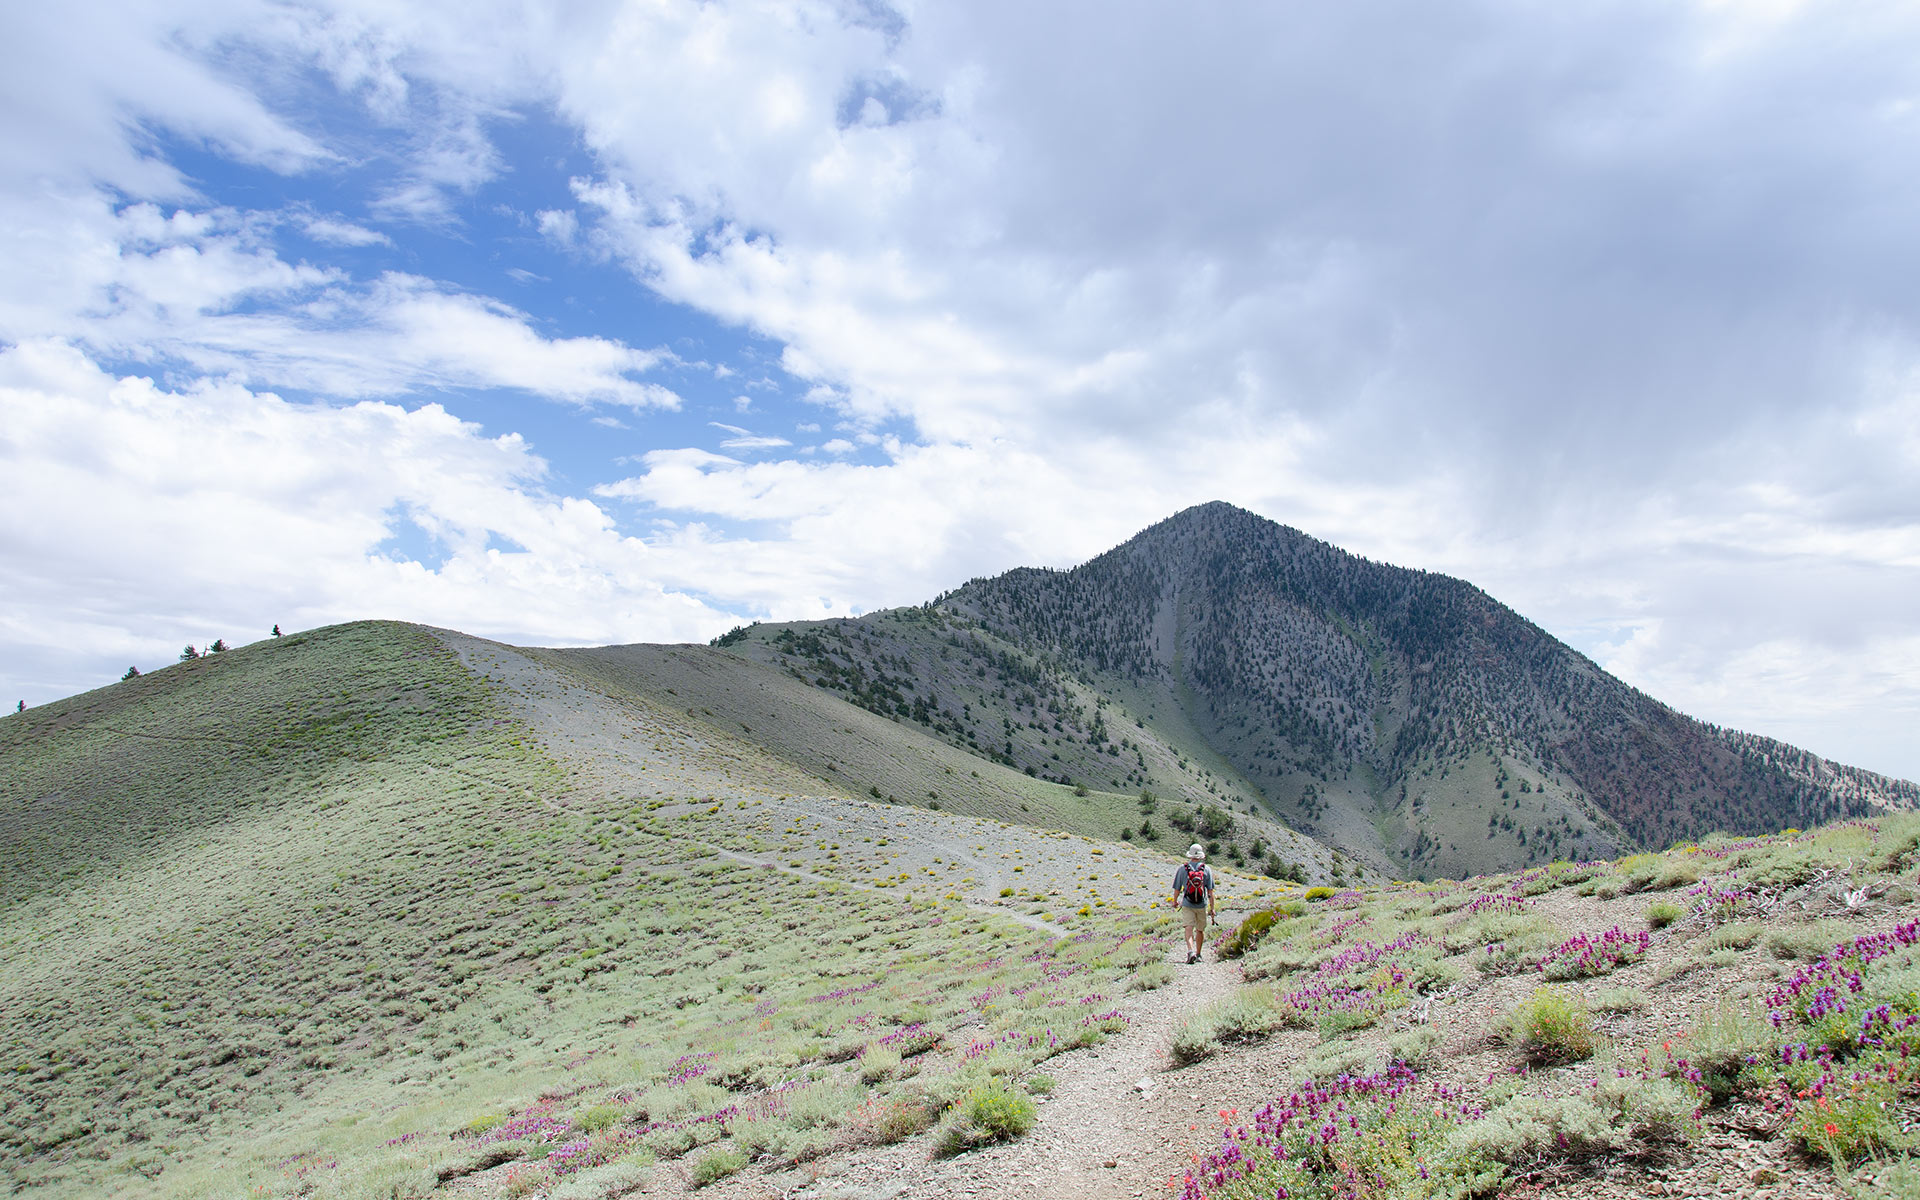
{"left": 536, "top": 208, "right": 579, "bottom": 244}
{"left": 0, "top": 341, "right": 728, "bottom": 674}
{"left": 0, "top": 199, "right": 677, "bottom": 409}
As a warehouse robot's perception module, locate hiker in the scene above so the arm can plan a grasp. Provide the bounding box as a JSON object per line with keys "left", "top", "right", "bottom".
{"left": 1171, "top": 844, "right": 1215, "bottom": 964}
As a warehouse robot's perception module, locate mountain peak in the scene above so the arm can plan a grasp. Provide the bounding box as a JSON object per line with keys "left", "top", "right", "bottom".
{"left": 727, "top": 507, "right": 1916, "bottom": 878}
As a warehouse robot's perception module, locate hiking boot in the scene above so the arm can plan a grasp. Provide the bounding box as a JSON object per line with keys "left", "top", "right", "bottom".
{"left": 1187, "top": 952, "right": 1198, "bottom": 964}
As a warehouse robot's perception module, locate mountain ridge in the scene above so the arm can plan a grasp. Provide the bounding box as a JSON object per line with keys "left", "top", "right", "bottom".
{"left": 722, "top": 501, "right": 1916, "bottom": 878}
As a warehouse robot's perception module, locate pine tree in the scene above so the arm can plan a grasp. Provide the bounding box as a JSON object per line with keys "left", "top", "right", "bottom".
{"left": 122, "top": 666, "right": 141, "bottom": 680}
{"left": 272, "top": 624, "right": 281, "bottom": 637}
{"left": 208, "top": 639, "right": 228, "bottom": 654}
{"left": 180, "top": 645, "right": 199, "bottom": 661}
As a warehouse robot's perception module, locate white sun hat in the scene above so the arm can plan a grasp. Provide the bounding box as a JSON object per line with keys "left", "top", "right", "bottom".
{"left": 1188, "top": 844, "right": 1205, "bottom": 860}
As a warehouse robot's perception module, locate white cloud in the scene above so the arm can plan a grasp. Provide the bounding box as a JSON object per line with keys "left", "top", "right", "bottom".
{"left": 720, "top": 434, "right": 792, "bottom": 451}
{"left": 0, "top": 197, "right": 678, "bottom": 410}
{"left": 0, "top": 341, "right": 727, "bottom": 675}
{"left": 0, "top": 1, "right": 333, "bottom": 203}
{"left": 537, "top": 208, "right": 579, "bottom": 244}
{"left": 298, "top": 214, "right": 392, "bottom": 247}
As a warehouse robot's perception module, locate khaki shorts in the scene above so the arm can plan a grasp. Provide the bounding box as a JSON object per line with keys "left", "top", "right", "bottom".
{"left": 1178, "top": 905, "right": 1209, "bottom": 933}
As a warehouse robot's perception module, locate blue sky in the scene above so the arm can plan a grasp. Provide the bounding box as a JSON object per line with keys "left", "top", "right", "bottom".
{"left": 2, "top": 0, "right": 1918, "bottom": 783}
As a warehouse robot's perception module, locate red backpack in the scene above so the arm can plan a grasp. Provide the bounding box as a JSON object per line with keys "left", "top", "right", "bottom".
{"left": 1182, "top": 865, "right": 1208, "bottom": 904}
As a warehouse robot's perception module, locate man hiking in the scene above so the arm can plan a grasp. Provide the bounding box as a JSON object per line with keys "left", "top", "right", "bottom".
{"left": 1171, "top": 844, "right": 1215, "bottom": 964}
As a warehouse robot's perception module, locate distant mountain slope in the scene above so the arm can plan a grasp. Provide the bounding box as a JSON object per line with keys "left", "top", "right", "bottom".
{"left": 535, "top": 640, "right": 1353, "bottom": 884}
{"left": 721, "top": 502, "right": 1916, "bottom": 878}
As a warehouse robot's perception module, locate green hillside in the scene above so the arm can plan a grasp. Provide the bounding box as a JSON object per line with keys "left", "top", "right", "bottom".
{"left": 711, "top": 604, "right": 1624, "bottom": 881}
{"left": 0, "top": 622, "right": 1202, "bottom": 1198}
{"left": 534, "top": 638, "right": 1354, "bottom": 886}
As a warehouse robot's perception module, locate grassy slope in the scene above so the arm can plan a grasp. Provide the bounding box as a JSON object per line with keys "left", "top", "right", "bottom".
{"left": 717, "top": 610, "right": 1371, "bottom": 884}
{"left": 0, "top": 622, "right": 1194, "bottom": 1198}
{"left": 541, "top": 639, "right": 1353, "bottom": 886}
{"left": 0, "top": 623, "right": 570, "bottom": 1194}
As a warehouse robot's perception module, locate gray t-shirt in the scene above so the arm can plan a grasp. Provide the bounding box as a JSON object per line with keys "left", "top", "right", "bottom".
{"left": 1173, "top": 862, "right": 1212, "bottom": 908}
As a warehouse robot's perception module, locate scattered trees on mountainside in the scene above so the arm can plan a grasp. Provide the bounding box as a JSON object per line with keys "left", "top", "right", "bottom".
{"left": 726, "top": 501, "right": 1917, "bottom": 867}
{"left": 945, "top": 502, "right": 1917, "bottom": 854}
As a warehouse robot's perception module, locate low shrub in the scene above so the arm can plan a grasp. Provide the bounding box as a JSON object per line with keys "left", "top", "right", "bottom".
{"left": 1303, "top": 886, "right": 1337, "bottom": 902}
{"left": 1706, "top": 922, "right": 1762, "bottom": 950}
{"left": 1385, "top": 1024, "right": 1440, "bottom": 1067}
{"left": 1539, "top": 926, "right": 1651, "bottom": 980}
{"left": 572, "top": 1104, "right": 622, "bottom": 1134}
{"left": 1644, "top": 900, "right": 1683, "bottom": 929}
{"left": 1506, "top": 986, "right": 1598, "bottom": 1065}
{"left": 644, "top": 1126, "right": 699, "bottom": 1160}
{"left": 550, "top": 1154, "right": 654, "bottom": 1200}
{"left": 1128, "top": 962, "right": 1173, "bottom": 991}
{"left": 1793, "top": 1068, "right": 1903, "bottom": 1167}
{"left": 932, "top": 1078, "right": 1037, "bottom": 1157}
{"left": 1593, "top": 987, "right": 1648, "bottom": 1013}
{"left": 503, "top": 1163, "right": 553, "bottom": 1198}
{"left": 1239, "top": 941, "right": 1312, "bottom": 982}
{"left": 858, "top": 1045, "right": 900, "bottom": 1084}
{"left": 1180, "top": 1062, "right": 1503, "bottom": 1200}
{"left": 1666, "top": 1000, "right": 1775, "bottom": 1106}
{"left": 1445, "top": 911, "right": 1563, "bottom": 958}
{"left": 1652, "top": 860, "right": 1704, "bottom": 890}
{"left": 1874, "top": 814, "right": 1920, "bottom": 872}
{"left": 874, "top": 1096, "right": 934, "bottom": 1144}
{"left": 1294, "top": 1038, "right": 1373, "bottom": 1081}
{"left": 1738, "top": 847, "right": 1828, "bottom": 890}
{"left": 1520, "top": 861, "right": 1602, "bottom": 896}
{"left": 1765, "top": 920, "right": 1851, "bottom": 961}
{"left": 1615, "top": 854, "right": 1663, "bottom": 892}
{"left": 1449, "top": 1074, "right": 1694, "bottom": 1167}
{"left": 462, "top": 1113, "right": 505, "bottom": 1137}
{"left": 1218, "top": 910, "right": 1274, "bottom": 959}
{"left": 1169, "top": 1017, "right": 1217, "bottom": 1065}
{"left": 689, "top": 1146, "right": 746, "bottom": 1188}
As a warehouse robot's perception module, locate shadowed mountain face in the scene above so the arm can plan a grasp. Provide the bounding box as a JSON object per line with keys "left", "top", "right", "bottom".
{"left": 726, "top": 502, "right": 1917, "bottom": 878}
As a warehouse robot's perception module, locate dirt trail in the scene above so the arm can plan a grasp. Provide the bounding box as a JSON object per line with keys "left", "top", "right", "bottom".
{"left": 901, "top": 951, "right": 1236, "bottom": 1200}
{"left": 689, "top": 945, "right": 1238, "bottom": 1200}
{"left": 435, "top": 629, "right": 1265, "bottom": 1199}
{"left": 435, "top": 630, "right": 1267, "bottom": 920}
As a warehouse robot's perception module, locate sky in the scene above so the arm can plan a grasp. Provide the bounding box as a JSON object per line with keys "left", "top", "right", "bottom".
{"left": 1, "top": 0, "right": 1916, "bottom": 782}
